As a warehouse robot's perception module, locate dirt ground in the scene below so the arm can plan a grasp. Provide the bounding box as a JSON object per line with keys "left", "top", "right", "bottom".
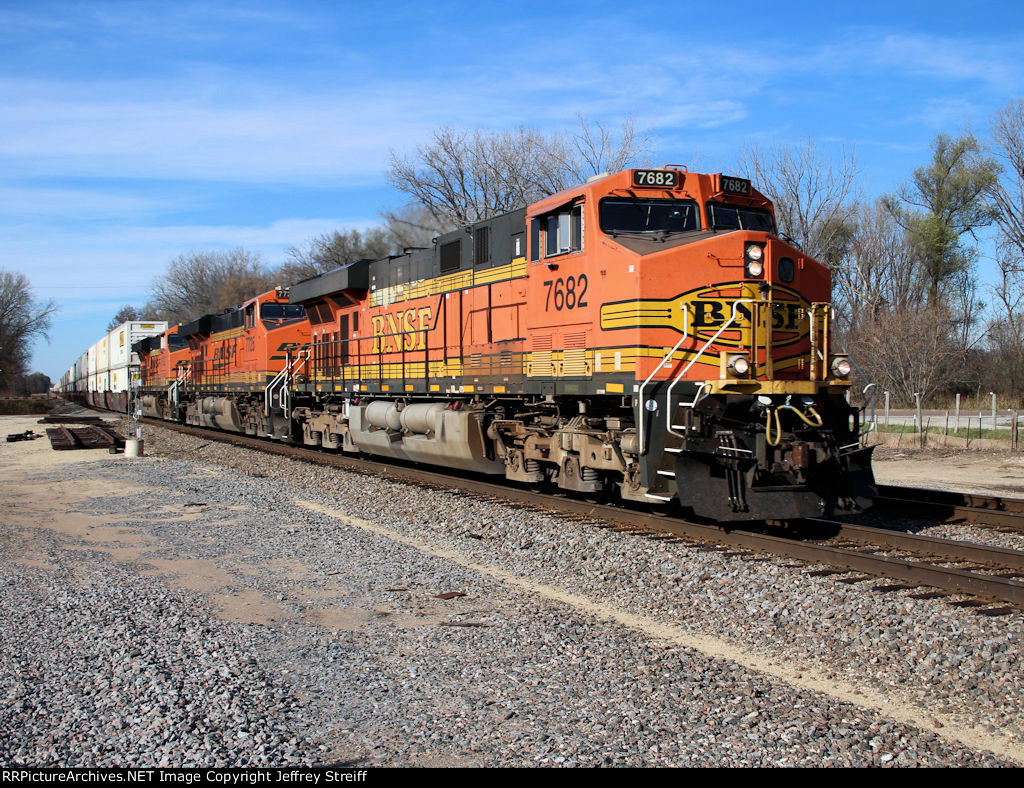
{"left": 872, "top": 445, "right": 1024, "bottom": 498}
{"left": 2, "top": 414, "right": 1022, "bottom": 765}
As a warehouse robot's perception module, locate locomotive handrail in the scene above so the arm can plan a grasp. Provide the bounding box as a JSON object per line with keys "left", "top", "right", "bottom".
{"left": 859, "top": 382, "right": 877, "bottom": 439}
{"left": 168, "top": 362, "right": 192, "bottom": 410}
{"left": 664, "top": 299, "right": 755, "bottom": 445}
{"left": 638, "top": 299, "right": 756, "bottom": 455}
{"left": 808, "top": 303, "right": 830, "bottom": 380}
{"left": 637, "top": 308, "right": 690, "bottom": 456}
{"left": 265, "top": 347, "right": 309, "bottom": 421}
{"left": 265, "top": 365, "right": 287, "bottom": 418}
{"left": 281, "top": 349, "right": 310, "bottom": 420}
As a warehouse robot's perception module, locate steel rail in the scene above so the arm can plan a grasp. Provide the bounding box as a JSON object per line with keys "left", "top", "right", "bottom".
{"left": 874, "top": 484, "right": 1024, "bottom": 533}
{"left": 140, "top": 418, "right": 1024, "bottom": 607}
{"left": 807, "top": 519, "right": 1024, "bottom": 570}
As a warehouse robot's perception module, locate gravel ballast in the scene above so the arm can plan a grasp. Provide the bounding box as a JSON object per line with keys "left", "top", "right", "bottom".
{"left": 1, "top": 414, "right": 1020, "bottom": 767}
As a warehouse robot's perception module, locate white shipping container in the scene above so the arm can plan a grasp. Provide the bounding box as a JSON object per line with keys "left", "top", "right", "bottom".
{"left": 108, "top": 326, "right": 129, "bottom": 369}
{"left": 97, "top": 335, "right": 110, "bottom": 373}
{"left": 108, "top": 363, "right": 131, "bottom": 393}
{"left": 108, "top": 321, "right": 167, "bottom": 368}
{"left": 75, "top": 353, "right": 88, "bottom": 389}
{"left": 87, "top": 342, "right": 100, "bottom": 375}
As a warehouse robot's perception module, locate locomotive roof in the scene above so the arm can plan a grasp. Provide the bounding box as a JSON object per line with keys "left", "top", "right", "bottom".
{"left": 285, "top": 168, "right": 776, "bottom": 309}
{"left": 178, "top": 313, "right": 215, "bottom": 338}
{"left": 526, "top": 168, "right": 773, "bottom": 218}
{"left": 289, "top": 259, "right": 372, "bottom": 304}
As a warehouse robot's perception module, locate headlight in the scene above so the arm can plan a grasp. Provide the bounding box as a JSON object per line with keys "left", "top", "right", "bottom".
{"left": 830, "top": 356, "right": 852, "bottom": 378}
{"left": 745, "top": 243, "right": 764, "bottom": 277}
{"left": 727, "top": 354, "right": 750, "bottom": 377}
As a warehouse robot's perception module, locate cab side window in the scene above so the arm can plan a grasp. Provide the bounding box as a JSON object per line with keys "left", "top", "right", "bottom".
{"left": 543, "top": 203, "right": 583, "bottom": 258}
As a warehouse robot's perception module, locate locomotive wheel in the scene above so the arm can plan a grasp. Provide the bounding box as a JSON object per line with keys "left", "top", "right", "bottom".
{"left": 529, "top": 475, "right": 550, "bottom": 494}
{"left": 583, "top": 479, "right": 611, "bottom": 505}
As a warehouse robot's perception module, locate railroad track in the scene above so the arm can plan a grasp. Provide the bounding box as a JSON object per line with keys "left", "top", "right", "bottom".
{"left": 139, "top": 417, "right": 1024, "bottom": 611}
{"left": 874, "top": 485, "right": 1024, "bottom": 533}
{"left": 45, "top": 423, "right": 124, "bottom": 451}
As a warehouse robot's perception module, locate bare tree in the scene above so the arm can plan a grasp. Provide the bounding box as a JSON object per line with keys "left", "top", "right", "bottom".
{"left": 851, "top": 305, "right": 963, "bottom": 405}
{"left": 0, "top": 269, "right": 57, "bottom": 394}
{"left": 981, "top": 100, "right": 1024, "bottom": 398}
{"left": 107, "top": 304, "right": 140, "bottom": 331}
{"left": 147, "top": 249, "right": 277, "bottom": 324}
{"left": 279, "top": 229, "right": 396, "bottom": 283}
{"left": 387, "top": 117, "right": 652, "bottom": 227}
{"left": 984, "top": 239, "right": 1024, "bottom": 397}
{"left": 738, "top": 139, "right": 860, "bottom": 266}
{"left": 832, "top": 199, "right": 917, "bottom": 328}
{"left": 380, "top": 202, "right": 455, "bottom": 251}
{"left": 987, "top": 99, "right": 1024, "bottom": 261}
{"left": 23, "top": 372, "right": 51, "bottom": 395}
{"left": 546, "top": 115, "right": 652, "bottom": 190}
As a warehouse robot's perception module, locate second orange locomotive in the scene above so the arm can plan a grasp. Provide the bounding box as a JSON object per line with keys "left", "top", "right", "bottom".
{"left": 138, "top": 167, "right": 875, "bottom": 521}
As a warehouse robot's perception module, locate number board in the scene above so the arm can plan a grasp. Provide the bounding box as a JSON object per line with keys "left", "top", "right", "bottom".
{"left": 632, "top": 170, "right": 679, "bottom": 188}
{"left": 720, "top": 175, "right": 751, "bottom": 195}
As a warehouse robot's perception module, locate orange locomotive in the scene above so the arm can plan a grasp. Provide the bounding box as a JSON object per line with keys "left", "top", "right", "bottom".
{"left": 283, "top": 167, "right": 875, "bottom": 521}
{"left": 137, "top": 288, "right": 309, "bottom": 436}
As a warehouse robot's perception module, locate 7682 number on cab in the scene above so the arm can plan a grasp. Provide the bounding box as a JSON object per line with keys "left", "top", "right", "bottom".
{"left": 544, "top": 275, "right": 589, "bottom": 311}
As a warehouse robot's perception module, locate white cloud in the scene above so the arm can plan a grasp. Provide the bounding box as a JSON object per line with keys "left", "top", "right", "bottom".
{"left": 872, "top": 33, "right": 1023, "bottom": 89}
{"left": 0, "top": 185, "right": 176, "bottom": 220}
{"left": 0, "top": 36, "right": 782, "bottom": 185}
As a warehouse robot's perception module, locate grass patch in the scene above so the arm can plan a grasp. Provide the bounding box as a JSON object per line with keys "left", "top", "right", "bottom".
{"left": 0, "top": 398, "right": 54, "bottom": 415}
{"left": 874, "top": 423, "right": 1012, "bottom": 440}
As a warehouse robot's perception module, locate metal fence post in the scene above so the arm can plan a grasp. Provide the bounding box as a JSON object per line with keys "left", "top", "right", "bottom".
{"left": 915, "top": 392, "right": 922, "bottom": 448}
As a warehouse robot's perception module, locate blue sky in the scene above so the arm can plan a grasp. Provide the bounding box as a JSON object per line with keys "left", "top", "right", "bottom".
{"left": 3, "top": 0, "right": 1023, "bottom": 379}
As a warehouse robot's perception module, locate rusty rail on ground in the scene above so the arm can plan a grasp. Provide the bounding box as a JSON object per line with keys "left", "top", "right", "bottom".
{"left": 875, "top": 485, "right": 1024, "bottom": 533}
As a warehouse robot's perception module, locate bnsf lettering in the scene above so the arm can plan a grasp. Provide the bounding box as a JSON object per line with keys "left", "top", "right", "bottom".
{"left": 370, "top": 306, "right": 432, "bottom": 353}
{"left": 212, "top": 342, "right": 236, "bottom": 362}
{"left": 772, "top": 303, "right": 805, "bottom": 331}
{"left": 692, "top": 300, "right": 805, "bottom": 331}
{"left": 692, "top": 300, "right": 726, "bottom": 327}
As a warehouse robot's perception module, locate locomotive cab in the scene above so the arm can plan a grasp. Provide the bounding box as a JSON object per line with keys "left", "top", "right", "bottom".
{"left": 517, "top": 168, "right": 874, "bottom": 519}
{"left": 592, "top": 170, "right": 873, "bottom": 520}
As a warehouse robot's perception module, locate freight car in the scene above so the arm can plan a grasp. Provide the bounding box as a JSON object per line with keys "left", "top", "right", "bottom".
{"left": 59, "top": 320, "right": 168, "bottom": 411}
{"left": 123, "top": 166, "right": 874, "bottom": 522}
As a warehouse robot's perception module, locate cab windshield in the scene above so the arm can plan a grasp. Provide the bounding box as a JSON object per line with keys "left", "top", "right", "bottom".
{"left": 261, "top": 303, "right": 306, "bottom": 320}
{"left": 600, "top": 198, "right": 700, "bottom": 235}
{"left": 705, "top": 202, "right": 775, "bottom": 233}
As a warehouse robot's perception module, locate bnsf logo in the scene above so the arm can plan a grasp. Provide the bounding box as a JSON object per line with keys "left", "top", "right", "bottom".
{"left": 600, "top": 282, "right": 811, "bottom": 348}
{"left": 691, "top": 299, "right": 806, "bottom": 331}
{"left": 212, "top": 341, "right": 237, "bottom": 366}
{"left": 370, "top": 306, "right": 433, "bottom": 354}
{"left": 686, "top": 283, "right": 810, "bottom": 350}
